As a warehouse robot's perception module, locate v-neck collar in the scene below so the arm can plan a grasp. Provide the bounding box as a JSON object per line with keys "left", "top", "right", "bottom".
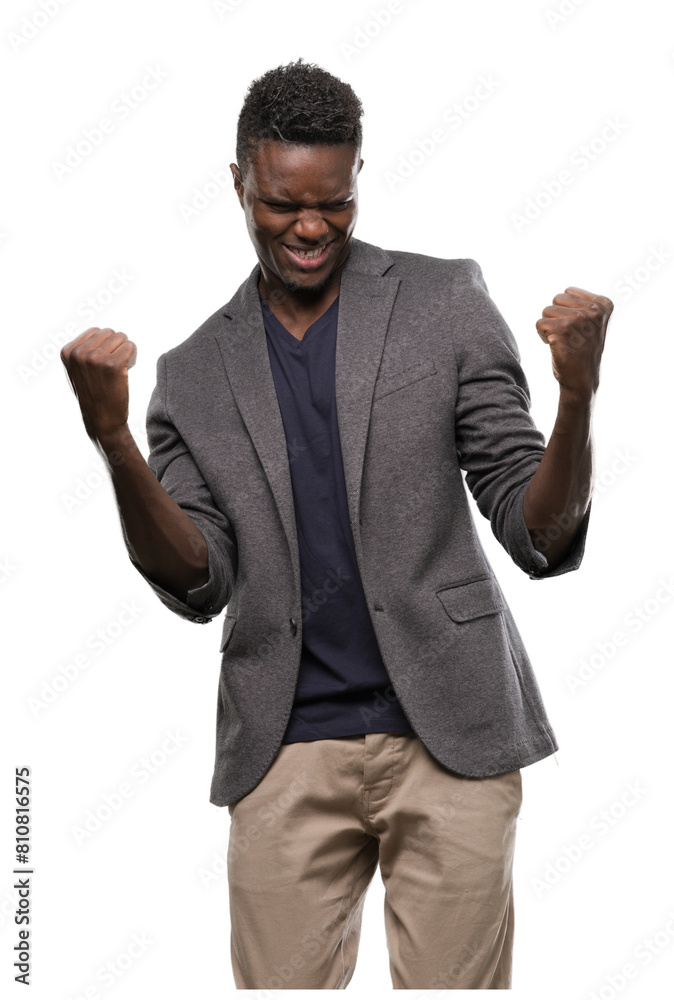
{"left": 259, "top": 291, "right": 340, "bottom": 349}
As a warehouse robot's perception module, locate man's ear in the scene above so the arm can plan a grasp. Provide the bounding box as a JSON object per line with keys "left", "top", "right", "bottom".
{"left": 358, "top": 158, "right": 364, "bottom": 174}
{"left": 230, "top": 163, "right": 244, "bottom": 203}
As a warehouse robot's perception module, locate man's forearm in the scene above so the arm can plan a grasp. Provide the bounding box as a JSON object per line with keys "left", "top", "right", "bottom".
{"left": 522, "top": 389, "right": 594, "bottom": 570}
{"left": 96, "top": 424, "right": 210, "bottom": 600}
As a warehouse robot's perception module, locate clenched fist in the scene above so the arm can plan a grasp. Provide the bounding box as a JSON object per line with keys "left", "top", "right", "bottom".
{"left": 60, "top": 327, "right": 137, "bottom": 442}
{"left": 535, "top": 287, "right": 613, "bottom": 399}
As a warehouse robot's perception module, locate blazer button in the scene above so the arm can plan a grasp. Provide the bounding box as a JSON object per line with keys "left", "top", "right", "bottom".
{"left": 289, "top": 617, "right": 297, "bottom": 635}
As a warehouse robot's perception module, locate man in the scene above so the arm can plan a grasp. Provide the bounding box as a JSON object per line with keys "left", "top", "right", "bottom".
{"left": 61, "top": 59, "right": 612, "bottom": 989}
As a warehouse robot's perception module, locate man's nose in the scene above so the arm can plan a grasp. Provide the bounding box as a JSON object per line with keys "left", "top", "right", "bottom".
{"left": 292, "top": 210, "right": 329, "bottom": 242}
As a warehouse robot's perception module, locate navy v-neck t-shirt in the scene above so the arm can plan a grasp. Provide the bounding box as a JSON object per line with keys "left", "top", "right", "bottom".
{"left": 259, "top": 290, "right": 413, "bottom": 743}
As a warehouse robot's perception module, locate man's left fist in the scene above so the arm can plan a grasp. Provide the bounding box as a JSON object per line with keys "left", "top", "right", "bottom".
{"left": 536, "top": 286, "right": 613, "bottom": 399}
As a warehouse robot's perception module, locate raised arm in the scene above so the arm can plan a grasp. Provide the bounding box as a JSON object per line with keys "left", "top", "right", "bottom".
{"left": 523, "top": 287, "right": 613, "bottom": 570}
{"left": 60, "top": 326, "right": 210, "bottom": 602}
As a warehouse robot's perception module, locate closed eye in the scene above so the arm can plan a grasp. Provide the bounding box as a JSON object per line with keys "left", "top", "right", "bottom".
{"left": 264, "top": 202, "right": 299, "bottom": 212}
{"left": 263, "top": 200, "right": 351, "bottom": 211}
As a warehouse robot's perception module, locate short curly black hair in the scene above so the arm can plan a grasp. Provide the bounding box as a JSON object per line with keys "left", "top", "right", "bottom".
{"left": 235, "top": 58, "right": 363, "bottom": 177}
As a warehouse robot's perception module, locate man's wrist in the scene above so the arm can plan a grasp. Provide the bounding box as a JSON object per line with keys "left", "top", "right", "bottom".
{"left": 94, "top": 424, "right": 136, "bottom": 467}
{"left": 553, "top": 386, "right": 595, "bottom": 437}
{"left": 557, "top": 384, "right": 596, "bottom": 409}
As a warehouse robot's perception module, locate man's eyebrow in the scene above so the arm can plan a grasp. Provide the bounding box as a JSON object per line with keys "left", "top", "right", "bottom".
{"left": 261, "top": 195, "right": 353, "bottom": 206}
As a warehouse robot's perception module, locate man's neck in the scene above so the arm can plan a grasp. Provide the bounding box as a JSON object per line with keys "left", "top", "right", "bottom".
{"left": 258, "top": 274, "right": 342, "bottom": 342}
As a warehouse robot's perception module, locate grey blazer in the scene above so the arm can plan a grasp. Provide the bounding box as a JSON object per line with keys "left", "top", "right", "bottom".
{"left": 132, "top": 237, "right": 590, "bottom": 807}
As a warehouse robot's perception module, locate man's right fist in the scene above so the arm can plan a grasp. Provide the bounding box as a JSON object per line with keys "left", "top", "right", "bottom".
{"left": 60, "top": 327, "right": 137, "bottom": 442}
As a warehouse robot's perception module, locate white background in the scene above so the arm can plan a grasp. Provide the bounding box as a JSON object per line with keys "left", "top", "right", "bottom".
{"left": 2, "top": 0, "right": 673, "bottom": 997}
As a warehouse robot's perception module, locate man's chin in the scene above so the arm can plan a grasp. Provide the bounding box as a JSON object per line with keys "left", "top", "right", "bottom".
{"left": 279, "top": 271, "right": 334, "bottom": 297}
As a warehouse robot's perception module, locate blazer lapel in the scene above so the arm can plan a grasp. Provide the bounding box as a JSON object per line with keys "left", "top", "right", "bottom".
{"left": 334, "top": 244, "right": 400, "bottom": 536}
{"left": 214, "top": 238, "right": 400, "bottom": 586}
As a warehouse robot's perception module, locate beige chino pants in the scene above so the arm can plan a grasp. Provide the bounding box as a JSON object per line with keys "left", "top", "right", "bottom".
{"left": 227, "top": 732, "right": 522, "bottom": 989}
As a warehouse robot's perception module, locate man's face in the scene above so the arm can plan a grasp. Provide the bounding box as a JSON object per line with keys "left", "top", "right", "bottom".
{"left": 230, "top": 141, "right": 363, "bottom": 297}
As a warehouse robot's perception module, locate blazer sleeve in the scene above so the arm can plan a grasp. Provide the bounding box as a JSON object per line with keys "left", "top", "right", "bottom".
{"left": 128, "top": 352, "right": 238, "bottom": 622}
{"left": 450, "top": 259, "right": 591, "bottom": 580}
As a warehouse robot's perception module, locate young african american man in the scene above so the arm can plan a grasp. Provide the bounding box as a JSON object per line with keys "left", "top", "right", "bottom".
{"left": 61, "top": 59, "right": 613, "bottom": 990}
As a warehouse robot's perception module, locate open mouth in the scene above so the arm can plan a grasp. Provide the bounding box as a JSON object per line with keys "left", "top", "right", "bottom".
{"left": 282, "top": 241, "right": 333, "bottom": 270}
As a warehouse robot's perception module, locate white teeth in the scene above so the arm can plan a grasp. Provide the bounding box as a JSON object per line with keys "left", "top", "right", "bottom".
{"left": 293, "top": 246, "right": 325, "bottom": 259}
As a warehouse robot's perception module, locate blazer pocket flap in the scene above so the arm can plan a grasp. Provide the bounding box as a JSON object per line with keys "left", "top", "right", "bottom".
{"left": 219, "top": 614, "right": 237, "bottom": 652}
{"left": 374, "top": 357, "right": 437, "bottom": 399}
{"left": 436, "top": 577, "right": 506, "bottom": 622}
